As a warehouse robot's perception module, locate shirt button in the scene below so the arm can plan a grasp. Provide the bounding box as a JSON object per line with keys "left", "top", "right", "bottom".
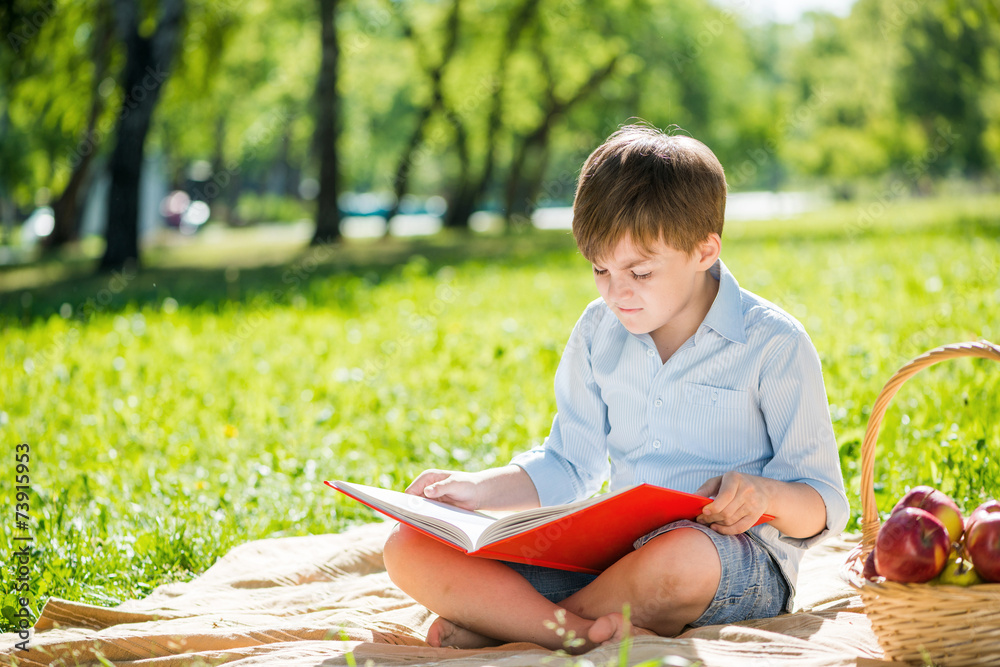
{"left": 647, "top": 349, "right": 656, "bottom": 357}
{"left": 654, "top": 399, "right": 663, "bottom": 407}
{"left": 652, "top": 440, "right": 661, "bottom": 448}
{"left": 711, "top": 391, "right": 719, "bottom": 400}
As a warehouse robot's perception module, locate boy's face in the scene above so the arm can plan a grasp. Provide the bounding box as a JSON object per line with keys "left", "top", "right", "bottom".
{"left": 591, "top": 234, "right": 719, "bottom": 341}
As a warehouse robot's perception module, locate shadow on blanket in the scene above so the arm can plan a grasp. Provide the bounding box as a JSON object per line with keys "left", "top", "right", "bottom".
{"left": 1, "top": 522, "right": 893, "bottom": 666}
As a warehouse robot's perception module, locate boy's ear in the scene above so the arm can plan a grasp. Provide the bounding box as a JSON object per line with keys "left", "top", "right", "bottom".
{"left": 694, "top": 233, "right": 721, "bottom": 269}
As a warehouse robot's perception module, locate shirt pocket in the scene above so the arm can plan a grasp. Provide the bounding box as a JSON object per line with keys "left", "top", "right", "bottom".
{"left": 683, "top": 382, "right": 747, "bottom": 410}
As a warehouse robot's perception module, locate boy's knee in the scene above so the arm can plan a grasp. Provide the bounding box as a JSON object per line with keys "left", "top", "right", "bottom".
{"left": 631, "top": 527, "right": 721, "bottom": 610}
{"left": 382, "top": 523, "right": 423, "bottom": 583}
{"left": 383, "top": 523, "right": 451, "bottom": 578}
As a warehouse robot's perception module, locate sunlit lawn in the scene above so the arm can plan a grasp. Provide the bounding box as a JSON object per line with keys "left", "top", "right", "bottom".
{"left": 2, "top": 194, "right": 999, "bottom": 630}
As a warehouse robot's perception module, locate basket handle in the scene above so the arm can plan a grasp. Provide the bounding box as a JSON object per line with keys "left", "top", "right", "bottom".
{"left": 859, "top": 340, "right": 1000, "bottom": 552}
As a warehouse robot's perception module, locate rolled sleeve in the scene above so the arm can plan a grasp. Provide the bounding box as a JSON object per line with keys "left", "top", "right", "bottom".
{"left": 779, "top": 478, "right": 851, "bottom": 548}
{"left": 511, "top": 419, "right": 590, "bottom": 507}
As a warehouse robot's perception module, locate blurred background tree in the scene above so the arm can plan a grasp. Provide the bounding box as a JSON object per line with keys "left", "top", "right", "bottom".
{"left": 0, "top": 0, "right": 997, "bottom": 269}
{"left": 98, "top": 0, "right": 186, "bottom": 272}
{"left": 1, "top": 0, "right": 121, "bottom": 248}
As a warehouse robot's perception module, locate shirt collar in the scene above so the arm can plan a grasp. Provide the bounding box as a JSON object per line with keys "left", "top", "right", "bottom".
{"left": 698, "top": 258, "right": 747, "bottom": 345}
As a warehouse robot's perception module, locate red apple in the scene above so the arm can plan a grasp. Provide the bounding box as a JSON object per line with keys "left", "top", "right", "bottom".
{"left": 862, "top": 549, "right": 881, "bottom": 581}
{"left": 891, "top": 485, "right": 965, "bottom": 543}
{"left": 965, "top": 501, "right": 1000, "bottom": 583}
{"left": 966, "top": 499, "right": 1000, "bottom": 533}
{"left": 874, "top": 507, "right": 951, "bottom": 583}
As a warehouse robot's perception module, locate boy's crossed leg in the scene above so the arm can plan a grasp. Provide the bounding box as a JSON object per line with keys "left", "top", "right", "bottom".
{"left": 560, "top": 526, "right": 721, "bottom": 638}
{"left": 382, "top": 523, "right": 721, "bottom": 652}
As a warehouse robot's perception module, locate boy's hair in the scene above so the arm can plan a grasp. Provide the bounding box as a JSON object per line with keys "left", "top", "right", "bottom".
{"left": 572, "top": 124, "right": 727, "bottom": 262}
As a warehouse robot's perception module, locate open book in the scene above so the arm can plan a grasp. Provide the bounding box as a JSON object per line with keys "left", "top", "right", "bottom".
{"left": 326, "top": 480, "right": 774, "bottom": 574}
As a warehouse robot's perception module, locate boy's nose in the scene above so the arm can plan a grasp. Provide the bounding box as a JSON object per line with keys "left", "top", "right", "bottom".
{"left": 608, "top": 276, "right": 633, "bottom": 301}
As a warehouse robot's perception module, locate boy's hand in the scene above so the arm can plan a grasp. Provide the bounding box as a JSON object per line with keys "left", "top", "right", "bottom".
{"left": 404, "top": 465, "right": 541, "bottom": 512}
{"left": 405, "top": 469, "right": 484, "bottom": 510}
{"left": 694, "top": 472, "right": 772, "bottom": 535}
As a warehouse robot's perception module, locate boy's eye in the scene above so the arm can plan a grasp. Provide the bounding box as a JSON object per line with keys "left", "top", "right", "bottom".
{"left": 593, "top": 267, "right": 650, "bottom": 280}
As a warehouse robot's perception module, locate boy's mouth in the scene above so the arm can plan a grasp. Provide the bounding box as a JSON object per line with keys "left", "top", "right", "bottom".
{"left": 617, "top": 306, "right": 642, "bottom": 314}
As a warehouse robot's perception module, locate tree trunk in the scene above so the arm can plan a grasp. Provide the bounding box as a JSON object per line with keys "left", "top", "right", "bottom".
{"left": 206, "top": 114, "right": 226, "bottom": 202}
{"left": 99, "top": 0, "right": 185, "bottom": 273}
{"left": 225, "top": 172, "right": 243, "bottom": 225}
{"left": 0, "top": 190, "right": 14, "bottom": 246}
{"left": 44, "top": 0, "right": 114, "bottom": 252}
{"left": 46, "top": 151, "right": 96, "bottom": 250}
{"left": 311, "top": 0, "right": 341, "bottom": 246}
{"left": 503, "top": 53, "right": 618, "bottom": 227}
{"left": 384, "top": 0, "right": 462, "bottom": 226}
{"left": 385, "top": 107, "right": 430, "bottom": 223}
{"left": 504, "top": 138, "right": 549, "bottom": 226}
{"left": 442, "top": 118, "right": 472, "bottom": 230}
{"left": 443, "top": 187, "right": 478, "bottom": 231}
{"left": 442, "top": 0, "right": 539, "bottom": 229}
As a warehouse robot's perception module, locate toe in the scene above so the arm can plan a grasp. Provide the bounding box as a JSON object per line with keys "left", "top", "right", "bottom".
{"left": 587, "top": 613, "right": 622, "bottom": 645}
{"left": 426, "top": 616, "right": 453, "bottom": 647}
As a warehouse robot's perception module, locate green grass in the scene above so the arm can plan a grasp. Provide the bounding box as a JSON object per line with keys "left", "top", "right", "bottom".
{"left": 1, "top": 194, "right": 999, "bottom": 632}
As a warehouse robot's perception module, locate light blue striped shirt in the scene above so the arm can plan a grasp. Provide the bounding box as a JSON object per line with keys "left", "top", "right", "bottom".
{"left": 511, "top": 258, "right": 850, "bottom": 607}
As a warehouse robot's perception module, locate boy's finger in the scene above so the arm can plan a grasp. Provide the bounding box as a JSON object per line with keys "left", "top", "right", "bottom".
{"left": 696, "top": 477, "right": 725, "bottom": 515}
{"left": 711, "top": 514, "right": 757, "bottom": 535}
{"left": 423, "top": 480, "right": 450, "bottom": 497}
{"left": 405, "top": 469, "right": 447, "bottom": 495}
{"left": 404, "top": 479, "right": 427, "bottom": 495}
{"left": 704, "top": 473, "right": 739, "bottom": 513}
{"left": 695, "top": 475, "right": 722, "bottom": 498}
{"left": 703, "top": 499, "right": 746, "bottom": 526}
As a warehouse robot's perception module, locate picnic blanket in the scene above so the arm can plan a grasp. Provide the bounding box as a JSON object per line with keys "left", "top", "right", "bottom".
{"left": 1, "top": 522, "right": 893, "bottom": 666}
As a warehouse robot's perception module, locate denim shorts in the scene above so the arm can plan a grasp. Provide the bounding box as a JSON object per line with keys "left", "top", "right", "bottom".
{"left": 502, "top": 519, "right": 790, "bottom": 628}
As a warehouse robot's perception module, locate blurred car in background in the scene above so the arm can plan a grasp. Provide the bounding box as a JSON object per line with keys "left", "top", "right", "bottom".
{"left": 160, "top": 190, "right": 210, "bottom": 235}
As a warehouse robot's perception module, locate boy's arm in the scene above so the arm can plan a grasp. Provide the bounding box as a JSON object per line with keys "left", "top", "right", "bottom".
{"left": 699, "top": 330, "right": 850, "bottom": 544}
{"left": 509, "top": 303, "right": 612, "bottom": 506}
{"left": 695, "top": 472, "right": 827, "bottom": 538}
{"left": 406, "top": 303, "right": 610, "bottom": 513}
{"left": 405, "top": 465, "right": 541, "bottom": 511}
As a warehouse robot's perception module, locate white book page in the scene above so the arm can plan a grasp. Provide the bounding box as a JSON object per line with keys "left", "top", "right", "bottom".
{"left": 480, "top": 485, "right": 636, "bottom": 545}
{"left": 332, "top": 481, "right": 495, "bottom": 551}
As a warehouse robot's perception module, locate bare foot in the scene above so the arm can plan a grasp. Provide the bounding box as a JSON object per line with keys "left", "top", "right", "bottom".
{"left": 587, "top": 612, "right": 656, "bottom": 646}
{"left": 426, "top": 616, "right": 502, "bottom": 649}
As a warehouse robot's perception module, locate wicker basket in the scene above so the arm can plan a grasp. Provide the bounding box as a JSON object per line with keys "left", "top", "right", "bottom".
{"left": 843, "top": 341, "right": 1000, "bottom": 666}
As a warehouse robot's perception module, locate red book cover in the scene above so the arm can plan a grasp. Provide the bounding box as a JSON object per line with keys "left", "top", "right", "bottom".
{"left": 327, "top": 480, "right": 774, "bottom": 574}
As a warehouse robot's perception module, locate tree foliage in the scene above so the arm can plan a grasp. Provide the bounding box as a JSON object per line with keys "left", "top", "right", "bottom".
{"left": 1, "top": 0, "right": 997, "bottom": 252}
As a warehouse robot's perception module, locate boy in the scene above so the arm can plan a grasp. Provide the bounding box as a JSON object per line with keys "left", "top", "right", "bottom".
{"left": 382, "top": 124, "right": 849, "bottom": 652}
